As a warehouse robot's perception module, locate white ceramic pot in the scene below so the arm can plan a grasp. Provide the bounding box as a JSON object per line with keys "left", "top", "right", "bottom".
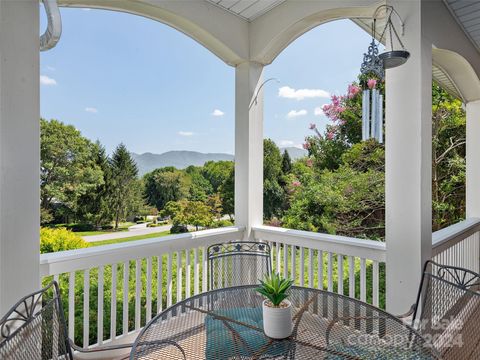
{"left": 262, "top": 299, "right": 293, "bottom": 339}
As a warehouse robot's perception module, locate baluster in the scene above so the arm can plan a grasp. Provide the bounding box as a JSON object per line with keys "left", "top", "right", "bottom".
{"left": 157, "top": 255, "right": 163, "bottom": 313}
{"left": 186, "top": 249, "right": 191, "bottom": 298}
{"left": 283, "top": 244, "right": 288, "bottom": 278}
{"left": 123, "top": 261, "right": 129, "bottom": 335}
{"left": 291, "top": 245, "right": 296, "bottom": 283}
{"left": 177, "top": 251, "right": 183, "bottom": 302}
{"left": 360, "top": 258, "right": 366, "bottom": 302}
{"left": 110, "top": 264, "right": 117, "bottom": 340}
{"left": 299, "top": 247, "right": 304, "bottom": 286}
{"left": 327, "top": 252, "right": 333, "bottom": 292}
{"left": 167, "top": 253, "right": 173, "bottom": 307}
{"left": 194, "top": 248, "right": 199, "bottom": 295}
{"left": 348, "top": 256, "right": 355, "bottom": 298}
{"left": 83, "top": 268, "right": 90, "bottom": 348}
{"left": 203, "top": 247, "right": 208, "bottom": 292}
{"left": 97, "top": 266, "right": 104, "bottom": 345}
{"left": 135, "top": 259, "right": 141, "bottom": 330}
{"left": 337, "top": 255, "right": 343, "bottom": 295}
{"left": 68, "top": 271, "right": 75, "bottom": 340}
{"left": 317, "top": 250, "right": 323, "bottom": 290}
{"left": 373, "top": 261, "right": 379, "bottom": 307}
{"left": 146, "top": 258, "right": 152, "bottom": 322}
{"left": 308, "top": 249, "right": 314, "bottom": 288}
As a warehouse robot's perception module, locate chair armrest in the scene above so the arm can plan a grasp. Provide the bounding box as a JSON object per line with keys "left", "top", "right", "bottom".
{"left": 70, "top": 339, "right": 133, "bottom": 353}
{"left": 395, "top": 304, "right": 416, "bottom": 319}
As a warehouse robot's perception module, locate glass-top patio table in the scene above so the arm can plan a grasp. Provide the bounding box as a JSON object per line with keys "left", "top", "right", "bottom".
{"left": 130, "top": 285, "right": 438, "bottom": 359}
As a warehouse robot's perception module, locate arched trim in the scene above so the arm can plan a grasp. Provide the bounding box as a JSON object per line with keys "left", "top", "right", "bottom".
{"left": 250, "top": 1, "right": 384, "bottom": 64}
{"left": 59, "top": 0, "right": 249, "bottom": 66}
{"left": 432, "top": 48, "right": 480, "bottom": 102}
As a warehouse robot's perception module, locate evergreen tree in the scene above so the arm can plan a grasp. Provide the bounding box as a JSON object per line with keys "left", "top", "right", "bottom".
{"left": 281, "top": 150, "right": 292, "bottom": 174}
{"left": 110, "top": 143, "right": 138, "bottom": 229}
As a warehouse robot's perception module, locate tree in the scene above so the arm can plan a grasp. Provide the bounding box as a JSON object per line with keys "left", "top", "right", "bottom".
{"left": 431, "top": 83, "right": 466, "bottom": 230}
{"left": 218, "top": 166, "right": 235, "bottom": 219}
{"left": 77, "top": 141, "right": 114, "bottom": 227}
{"left": 40, "top": 119, "right": 103, "bottom": 222}
{"left": 144, "top": 167, "right": 190, "bottom": 211}
{"left": 185, "top": 166, "right": 213, "bottom": 201}
{"left": 110, "top": 143, "right": 139, "bottom": 229}
{"left": 281, "top": 150, "right": 292, "bottom": 174}
{"left": 263, "top": 139, "right": 285, "bottom": 220}
{"left": 202, "top": 161, "right": 234, "bottom": 192}
{"left": 161, "top": 199, "right": 214, "bottom": 231}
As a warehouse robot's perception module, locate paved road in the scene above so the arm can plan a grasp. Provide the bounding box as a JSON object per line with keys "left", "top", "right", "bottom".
{"left": 82, "top": 224, "right": 172, "bottom": 242}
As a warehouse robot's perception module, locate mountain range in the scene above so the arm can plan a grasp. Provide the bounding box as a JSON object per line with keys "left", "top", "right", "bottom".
{"left": 131, "top": 147, "right": 306, "bottom": 175}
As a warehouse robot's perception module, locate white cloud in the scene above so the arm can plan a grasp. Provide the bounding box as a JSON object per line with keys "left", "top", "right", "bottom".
{"left": 212, "top": 109, "right": 225, "bottom": 117}
{"left": 85, "top": 107, "right": 98, "bottom": 113}
{"left": 279, "top": 86, "right": 330, "bottom": 100}
{"left": 279, "top": 140, "right": 294, "bottom": 146}
{"left": 178, "top": 131, "right": 194, "bottom": 137}
{"left": 287, "top": 109, "right": 307, "bottom": 118}
{"left": 314, "top": 107, "right": 324, "bottom": 116}
{"left": 40, "top": 75, "right": 57, "bottom": 86}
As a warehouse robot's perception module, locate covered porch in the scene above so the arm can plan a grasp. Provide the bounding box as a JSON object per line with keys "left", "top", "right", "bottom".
{"left": 1, "top": 0, "right": 480, "bottom": 356}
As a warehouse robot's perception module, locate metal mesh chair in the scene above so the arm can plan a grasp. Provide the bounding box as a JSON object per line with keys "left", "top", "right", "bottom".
{"left": 207, "top": 241, "right": 272, "bottom": 290}
{"left": 411, "top": 261, "right": 480, "bottom": 359}
{"left": 0, "top": 281, "right": 133, "bottom": 360}
{"left": 0, "top": 281, "right": 72, "bottom": 360}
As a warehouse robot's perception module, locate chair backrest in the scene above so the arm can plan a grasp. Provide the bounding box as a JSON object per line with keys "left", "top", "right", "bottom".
{"left": 414, "top": 261, "right": 480, "bottom": 359}
{"left": 207, "top": 241, "right": 272, "bottom": 290}
{"left": 0, "top": 281, "right": 73, "bottom": 360}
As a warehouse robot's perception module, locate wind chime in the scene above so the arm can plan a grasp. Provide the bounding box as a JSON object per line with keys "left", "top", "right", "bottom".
{"left": 360, "top": 5, "right": 410, "bottom": 143}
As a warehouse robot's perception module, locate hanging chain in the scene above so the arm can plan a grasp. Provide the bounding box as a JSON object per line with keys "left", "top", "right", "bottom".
{"left": 378, "top": 7, "right": 406, "bottom": 50}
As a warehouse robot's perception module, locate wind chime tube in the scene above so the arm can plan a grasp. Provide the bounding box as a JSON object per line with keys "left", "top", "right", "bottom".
{"left": 378, "top": 94, "right": 384, "bottom": 143}
{"left": 362, "top": 90, "right": 370, "bottom": 141}
{"left": 371, "top": 89, "right": 377, "bottom": 139}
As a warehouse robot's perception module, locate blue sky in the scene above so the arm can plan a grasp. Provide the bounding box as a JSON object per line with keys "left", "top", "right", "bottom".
{"left": 40, "top": 8, "right": 372, "bottom": 155}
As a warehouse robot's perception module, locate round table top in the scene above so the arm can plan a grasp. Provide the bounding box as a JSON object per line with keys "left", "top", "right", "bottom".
{"left": 130, "top": 285, "right": 438, "bottom": 359}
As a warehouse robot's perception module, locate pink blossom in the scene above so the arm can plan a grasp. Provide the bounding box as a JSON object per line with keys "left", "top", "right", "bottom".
{"left": 367, "top": 79, "right": 377, "bottom": 89}
{"left": 309, "top": 123, "right": 316, "bottom": 130}
{"left": 326, "top": 131, "right": 335, "bottom": 140}
{"left": 302, "top": 142, "right": 311, "bottom": 150}
{"left": 347, "top": 84, "right": 361, "bottom": 99}
{"left": 291, "top": 180, "right": 301, "bottom": 187}
{"left": 306, "top": 158, "right": 313, "bottom": 167}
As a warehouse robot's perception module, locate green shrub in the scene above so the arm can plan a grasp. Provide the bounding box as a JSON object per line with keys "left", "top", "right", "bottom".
{"left": 170, "top": 223, "right": 188, "bottom": 234}
{"left": 210, "top": 219, "right": 234, "bottom": 228}
{"left": 40, "top": 227, "right": 90, "bottom": 254}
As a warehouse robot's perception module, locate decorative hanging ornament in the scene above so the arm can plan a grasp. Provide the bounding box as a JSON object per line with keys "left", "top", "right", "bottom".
{"left": 360, "top": 20, "right": 384, "bottom": 143}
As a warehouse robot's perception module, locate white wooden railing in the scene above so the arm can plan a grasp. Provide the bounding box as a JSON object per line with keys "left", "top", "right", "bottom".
{"left": 432, "top": 217, "right": 480, "bottom": 273}
{"left": 39, "top": 219, "right": 480, "bottom": 352}
{"left": 253, "top": 226, "right": 386, "bottom": 308}
{"left": 40, "top": 226, "right": 245, "bottom": 349}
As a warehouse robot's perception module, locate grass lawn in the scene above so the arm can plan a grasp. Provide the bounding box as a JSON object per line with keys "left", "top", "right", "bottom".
{"left": 89, "top": 231, "right": 172, "bottom": 246}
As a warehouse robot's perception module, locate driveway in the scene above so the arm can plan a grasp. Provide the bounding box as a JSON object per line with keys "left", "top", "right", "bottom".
{"left": 82, "top": 224, "right": 172, "bottom": 242}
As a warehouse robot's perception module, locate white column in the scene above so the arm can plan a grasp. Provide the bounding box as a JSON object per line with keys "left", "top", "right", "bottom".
{"left": 0, "top": 0, "right": 40, "bottom": 314}
{"left": 385, "top": 0, "right": 432, "bottom": 314}
{"left": 466, "top": 100, "right": 480, "bottom": 218}
{"left": 234, "top": 62, "right": 264, "bottom": 239}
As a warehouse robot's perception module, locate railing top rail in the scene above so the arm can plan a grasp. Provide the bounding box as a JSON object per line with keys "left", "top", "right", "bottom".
{"left": 40, "top": 226, "right": 245, "bottom": 276}
{"left": 432, "top": 217, "right": 480, "bottom": 256}
{"left": 252, "top": 225, "right": 386, "bottom": 262}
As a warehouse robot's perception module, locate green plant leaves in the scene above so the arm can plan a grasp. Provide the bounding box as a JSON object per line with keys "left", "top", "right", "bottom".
{"left": 255, "top": 272, "right": 293, "bottom": 307}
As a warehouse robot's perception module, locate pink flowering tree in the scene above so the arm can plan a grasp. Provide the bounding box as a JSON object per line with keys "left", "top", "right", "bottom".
{"left": 303, "top": 82, "right": 367, "bottom": 170}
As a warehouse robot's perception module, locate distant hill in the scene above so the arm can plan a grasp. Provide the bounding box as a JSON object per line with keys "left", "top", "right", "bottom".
{"left": 280, "top": 147, "right": 307, "bottom": 160}
{"left": 131, "top": 151, "right": 234, "bottom": 175}
{"left": 132, "top": 147, "right": 307, "bottom": 175}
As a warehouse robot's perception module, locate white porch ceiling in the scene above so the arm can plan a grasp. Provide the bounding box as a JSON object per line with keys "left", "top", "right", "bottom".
{"left": 444, "top": 0, "right": 480, "bottom": 52}
{"left": 205, "top": 0, "right": 286, "bottom": 21}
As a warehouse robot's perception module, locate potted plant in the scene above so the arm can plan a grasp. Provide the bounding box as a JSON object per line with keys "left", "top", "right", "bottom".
{"left": 256, "top": 272, "right": 294, "bottom": 339}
